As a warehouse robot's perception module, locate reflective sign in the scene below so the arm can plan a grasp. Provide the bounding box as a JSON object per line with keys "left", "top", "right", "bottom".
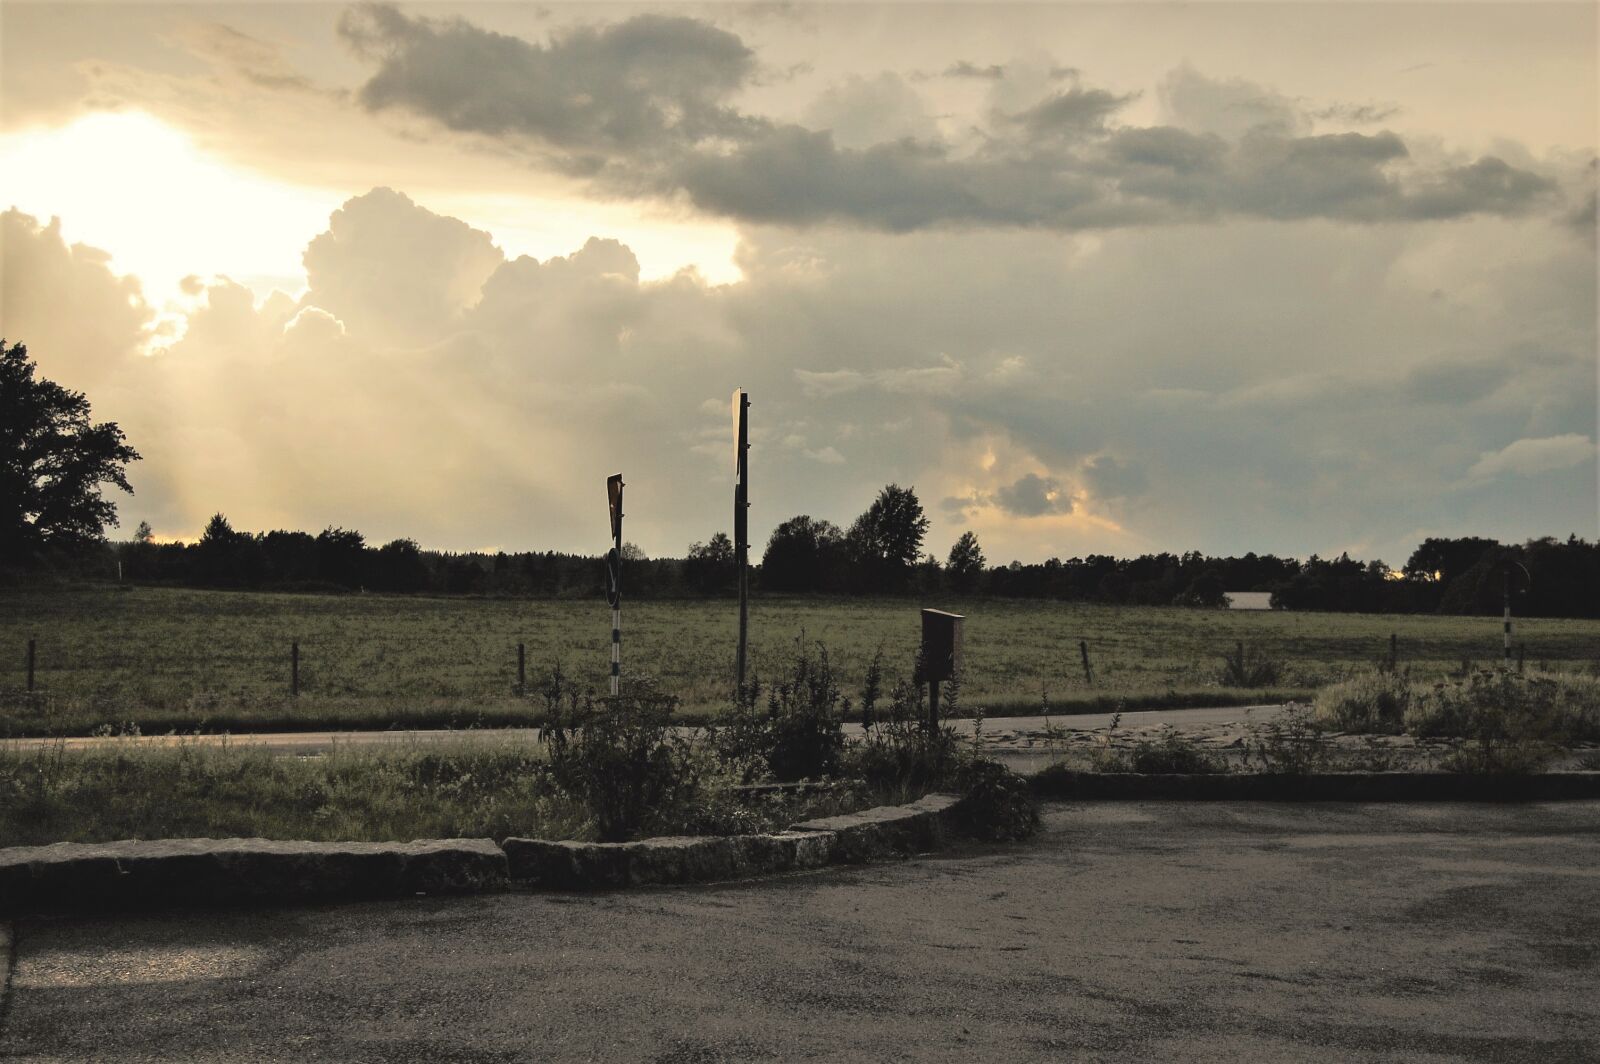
{"left": 607, "top": 474, "right": 624, "bottom": 543}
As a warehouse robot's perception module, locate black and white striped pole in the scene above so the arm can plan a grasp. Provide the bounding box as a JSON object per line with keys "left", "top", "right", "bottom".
{"left": 607, "top": 474, "right": 624, "bottom": 697}
{"left": 1497, "top": 559, "right": 1530, "bottom": 670}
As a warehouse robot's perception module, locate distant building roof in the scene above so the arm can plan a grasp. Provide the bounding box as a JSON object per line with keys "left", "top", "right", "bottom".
{"left": 1224, "top": 591, "right": 1274, "bottom": 610}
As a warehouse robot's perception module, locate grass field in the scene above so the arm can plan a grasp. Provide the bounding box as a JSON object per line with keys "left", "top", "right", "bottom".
{"left": 3, "top": 586, "right": 1598, "bottom": 736}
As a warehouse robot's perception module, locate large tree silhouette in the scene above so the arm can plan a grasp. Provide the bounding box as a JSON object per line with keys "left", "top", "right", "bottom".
{"left": 0, "top": 340, "right": 139, "bottom": 560}
{"left": 846, "top": 484, "right": 929, "bottom": 591}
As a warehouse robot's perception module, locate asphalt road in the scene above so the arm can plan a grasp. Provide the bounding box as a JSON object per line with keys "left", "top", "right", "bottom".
{"left": 0, "top": 704, "right": 1285, "bottom": 756}
{"left": 5, "top": 800, "right": 1597, "bottom": 1062}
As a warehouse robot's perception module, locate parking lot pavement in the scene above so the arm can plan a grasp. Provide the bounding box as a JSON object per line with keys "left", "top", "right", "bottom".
{"left": 4, "top": 801, "right": 1597, "bottom": 1063}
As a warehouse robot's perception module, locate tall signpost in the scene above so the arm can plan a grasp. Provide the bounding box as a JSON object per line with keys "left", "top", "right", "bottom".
{"left": 733, "top": 389, "right": 750, "bottom": 691}
{"left": 606, "top": 474, "right": 624, "bottom": 696}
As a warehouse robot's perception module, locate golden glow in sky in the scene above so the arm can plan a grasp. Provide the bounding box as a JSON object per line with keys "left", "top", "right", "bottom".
{"left": 0, "top": 111, "right": 744, "bottom": 315}
{"left": 1, "top": 111, "right": 340, "bottom": 304}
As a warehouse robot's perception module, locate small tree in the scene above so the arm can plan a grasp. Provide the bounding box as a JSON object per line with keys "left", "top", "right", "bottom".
{"left": 947, "top": 531, "right": 986, "bottom": 593}
{"left": 0, "top": 340, "right": 140, "bottom": 561}
{"left": 684, "top": 532, "right": 737, "bottom": 595}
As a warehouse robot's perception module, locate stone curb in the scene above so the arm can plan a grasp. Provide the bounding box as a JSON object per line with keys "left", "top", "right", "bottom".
{"left": 0, "top": 794, "right": 967, "bottom": 914}
{"left": 505, "top": 793, "right": 962, "bottom": 888}
{"left": 0, "top": 837, "right": 508, "bottom": 915}
{"left": 1030, "top": 770, "right": 1600, "bottom": 802}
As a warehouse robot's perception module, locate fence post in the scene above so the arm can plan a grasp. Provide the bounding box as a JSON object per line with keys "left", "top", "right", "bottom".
{"left": 1079, "top": 640, "right": 1093, "bottom": 686}
{"left": 517, "top": 642, "right": 526, "bottom": 695}
{"left": 1389, "top": 632, "right": 1397, "bottom": 671}
{"left": 291, "top": 641, "right": 300, "bottom": 698}
{"left": 26, "top": 638, "right": 35, "bottom": 693}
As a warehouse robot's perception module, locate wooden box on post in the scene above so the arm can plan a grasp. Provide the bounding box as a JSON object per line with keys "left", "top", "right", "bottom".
{"left": 919, "top": 609, "right": 963, "bottom": 682}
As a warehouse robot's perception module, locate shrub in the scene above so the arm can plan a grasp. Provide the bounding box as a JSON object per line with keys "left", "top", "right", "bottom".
{"left": 1220, "top": 641, "right": 1282, "bottom": 688}
{"left": 709, "top": 639, "right": 850, "bottom": 782}
{"left": 538, "top": 668, "right": 699, "bottom": 841}
{"left": 848, "top": 669, "right": 961, "bottom": 792}
{"left": 1315, "top": 670, "right": 1413, "bottom": 733}
{"left": 1243, "top": 703, "right": 1333, "bottom": 774}
{"left": 1127, "top": 726, "right": 1228, "bottom": 774}
{"left": 1405, "top": 669, "right": 1600, "bottom": 744}
{"left": 952, "top": 759, "right": 1040, "bottom": 840}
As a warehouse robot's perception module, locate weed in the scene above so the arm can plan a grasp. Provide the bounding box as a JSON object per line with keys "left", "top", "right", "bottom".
{"left": 1243, "top": 703, "right": 1333, "bottom": 774}
{"left": 1220, "top": 641, "right": 1283, "bottom": 688}
{"left": 1126, "top": 726, "right": 1228, "bottom": 774}
{"left": 1315, "top": 669, "right": 1412, "bottom": 734}
{"left": 538, "top": 669, "right": 698, "bottom": 841}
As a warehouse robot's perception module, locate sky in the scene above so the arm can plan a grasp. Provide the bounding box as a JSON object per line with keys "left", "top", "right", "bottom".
{"left": 1, "top": 1, "right": 1595, "bottom": 566}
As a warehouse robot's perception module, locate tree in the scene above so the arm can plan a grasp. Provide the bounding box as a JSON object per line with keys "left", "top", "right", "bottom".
{"left": 947, "top": 531, "right": 986, "bottom": 593}
{"left": 133, "top": 520, "right": 154, "bottom": 544}
{"left": 0, "top": 340, "right": 139, "bottom": 560}
{"left": 846, "top": 484, "right": 930, "bottom": 591}
{"left": 685, "top": 532, "right": 737, "bottom": 595}
{"left": 760, "top": 515, "right": 845, "bottom": 593}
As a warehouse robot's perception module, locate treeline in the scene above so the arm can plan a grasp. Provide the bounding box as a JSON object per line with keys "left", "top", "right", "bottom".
{"left": 90, "top": 498, "right": 1600, "bottom": 619}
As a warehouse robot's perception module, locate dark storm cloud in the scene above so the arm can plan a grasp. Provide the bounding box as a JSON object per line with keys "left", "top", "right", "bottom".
{"left": 338, "top": 2, "right": 758, "bottom": 162}
{"left": 994, "top": 473, "right": 1073, "bottom": 517}
{"left": 334, "top": 5, "right": 1566, "bottom": 232}
{"left": 1006, "top": 87, "right": 1138, "bottom": 138}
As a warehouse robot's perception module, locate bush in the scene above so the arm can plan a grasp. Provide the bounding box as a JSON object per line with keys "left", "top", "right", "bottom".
{"left": 1405, "top": 669, "right": 1600, "bottom": 744}
{"left": 1243, "top": 703, "right": 1333, "bottom": 774}
{"left": 538, "top": 668, "right": 699, "bottom": 841}
{"left": 1220, "top": 641, "right": 1282, "bottom": 688}
{"left": 848, "top": 661, "right": 962, "bottom": 793}
{"left": 710, "top": 639, "right": 849, "bottom": 782}
{"left": 952, "top": 759, "right": 1039, "bottom": 841}
{"left": 1127, "top": 727, "right": 1228, "bottom": 774}
{"left": 1315, "top": 670, "right": 1413, "bottom": 733}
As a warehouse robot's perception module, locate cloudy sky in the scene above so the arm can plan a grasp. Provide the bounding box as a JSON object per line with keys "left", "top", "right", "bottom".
{"left": 2, "top": 1, "right": 1595, "bottom": 565}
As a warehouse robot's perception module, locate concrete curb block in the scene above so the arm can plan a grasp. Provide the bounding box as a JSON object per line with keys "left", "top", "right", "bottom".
{"left": 1030, "top": 770, "right": 1600, "bottom": 802}
{"left": 506, "top": 793, "right": 962, "bottom": 888}
{"left": 0, "top": 794, "right": 967, "bottom": 912}
{"left": 0, "top": 837, "right": 508, "bottom": 915}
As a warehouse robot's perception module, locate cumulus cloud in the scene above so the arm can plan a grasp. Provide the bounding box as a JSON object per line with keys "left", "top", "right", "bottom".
{"left": 300, "top": 187, "right": 504, "bottom": 346}
{"left": 1468, "top": 435, "right": 1595, "bottom": 480}
{"left": 335, "top": 7, "right": 1569, "bottom": 233}
{"left": 0, "top": 210, "right": 152, "bottom": 388}
{"left": 6, "top": 187, "right": 1594, "bottom": 562}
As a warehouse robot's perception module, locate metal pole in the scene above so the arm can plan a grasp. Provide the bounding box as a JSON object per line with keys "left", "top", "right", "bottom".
{"left": 291, "top": 641, "right": 299, "bottom": 698}
{"left": 1503, "top": 570, "right": 1511, "bottom": 669}
{"left": 26, "top": 638, "right": 35, "bottom": 693}
{"left": 1079, "top": 640, "right": 1093, "bottom": 686}
{"left": 1389, "top": 632, "right": 1398, "bottom": 671}
{"left": 517, "top": 642, "right": 526, "bottom": 696}
{"left": 734, "top": 390, "right": 750, "bottom": 691}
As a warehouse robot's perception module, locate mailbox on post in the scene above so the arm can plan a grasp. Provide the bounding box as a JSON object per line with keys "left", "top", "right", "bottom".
{"left": 919, "top": 609, "right": 964, "bottom": 733}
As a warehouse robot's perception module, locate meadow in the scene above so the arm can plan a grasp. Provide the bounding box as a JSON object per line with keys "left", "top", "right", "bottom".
{"left": 3, "top": 585, "right": 1598, "bottom": 736}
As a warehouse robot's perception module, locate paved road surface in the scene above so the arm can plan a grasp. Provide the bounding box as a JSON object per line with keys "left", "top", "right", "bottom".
{"left": 4, "top": 800, "right": 1596, "bottom": 1062}
{"left": 0, "top": 704, "right": 1286, "bottom": 756}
